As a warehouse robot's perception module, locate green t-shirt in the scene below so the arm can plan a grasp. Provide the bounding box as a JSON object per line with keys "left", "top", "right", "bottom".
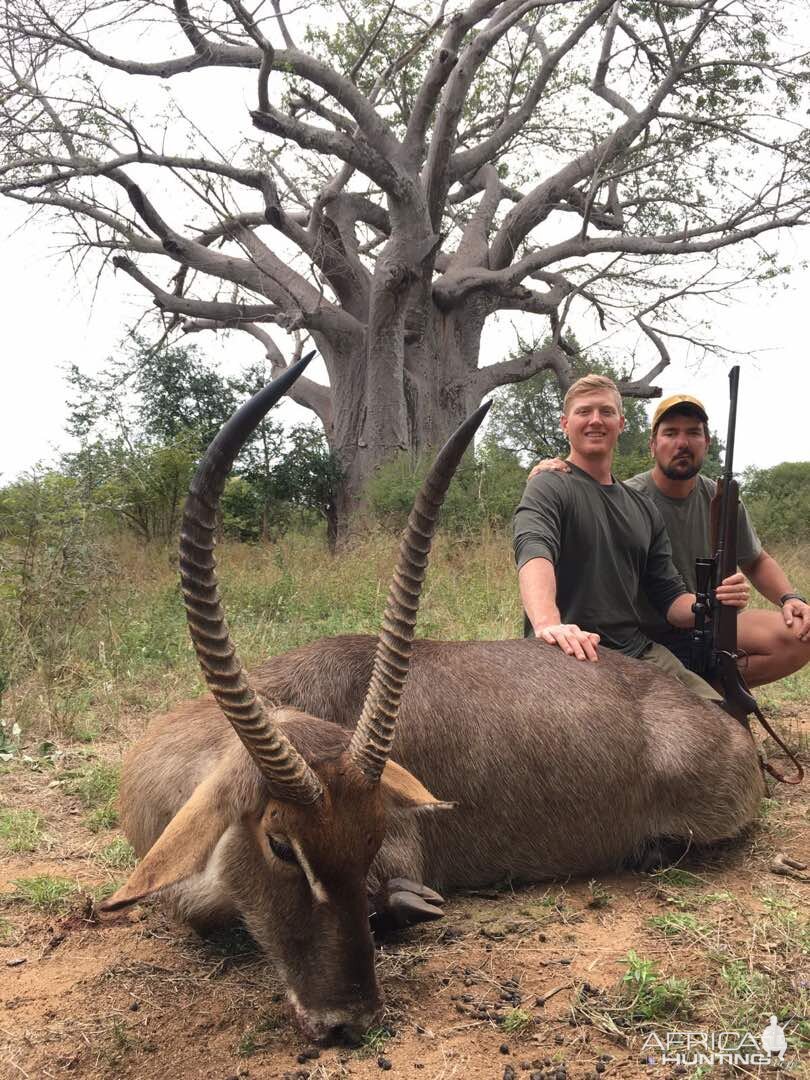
{"left": 624, "top": 470, "right": 762, "bottom": 642}
{"left": 513, "top": 463, "right": 688, "bottom": 657}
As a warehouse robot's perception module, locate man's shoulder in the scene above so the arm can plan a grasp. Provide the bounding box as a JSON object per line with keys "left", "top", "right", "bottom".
{"left": 694, "top": 473, "right": 717, "bottom": 500}
{"left": 624, "top": 469, "right": 654, "bottom": 494}
{"left": 618, "top": 474, "right": 665, "bottom": 527}
{"left": 525, "top": 467, "right": 581, "bottom": 497}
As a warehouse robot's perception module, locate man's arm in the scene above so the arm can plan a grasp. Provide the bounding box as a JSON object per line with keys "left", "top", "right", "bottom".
{"left": 518, "top": 558, "right": 600, "bottom": 661}
{"left": 741, "top": 550, "right": 810, "bottom": 640}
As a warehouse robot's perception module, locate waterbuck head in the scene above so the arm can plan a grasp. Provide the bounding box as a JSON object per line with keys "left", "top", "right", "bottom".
{"left": 101, "top": 354, "right": 489, "bottom": 1042}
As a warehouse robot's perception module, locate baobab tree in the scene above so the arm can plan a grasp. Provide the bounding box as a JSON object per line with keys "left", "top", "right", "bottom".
{"left": 2, "top": 0, "right": 808, "bottom": 532}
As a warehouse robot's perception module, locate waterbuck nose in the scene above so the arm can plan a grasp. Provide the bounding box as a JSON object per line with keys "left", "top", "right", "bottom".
{"left": 326, "top": 1021, "right": 368, "bottom": 1046}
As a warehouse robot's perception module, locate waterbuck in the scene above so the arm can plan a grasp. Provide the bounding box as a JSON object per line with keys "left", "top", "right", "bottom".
{"left": 102, "top": 356, "right": 764, "bottom": 1043}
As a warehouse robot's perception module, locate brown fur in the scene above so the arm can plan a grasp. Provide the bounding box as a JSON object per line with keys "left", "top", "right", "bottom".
{"left": 114, "top": 634, "right": 763, "bottom": 1040}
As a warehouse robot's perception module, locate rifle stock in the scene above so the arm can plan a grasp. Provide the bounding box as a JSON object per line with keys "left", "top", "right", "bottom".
{"left": 713, "top": 476, "right": 740, "bottom": 657}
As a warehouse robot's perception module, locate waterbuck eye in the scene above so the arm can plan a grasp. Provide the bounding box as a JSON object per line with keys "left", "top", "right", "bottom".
{"left": 267, "top": 834, "right": 297, "bottom": 864}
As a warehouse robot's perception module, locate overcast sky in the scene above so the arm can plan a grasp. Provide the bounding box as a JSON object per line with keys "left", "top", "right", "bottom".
{"left": 2, "top": 1, "right": 808, "bottom": 488}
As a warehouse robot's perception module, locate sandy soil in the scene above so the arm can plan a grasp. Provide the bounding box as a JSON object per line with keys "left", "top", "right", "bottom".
{"left": 1, "top": 715, "right": 807, "bottom": 1080}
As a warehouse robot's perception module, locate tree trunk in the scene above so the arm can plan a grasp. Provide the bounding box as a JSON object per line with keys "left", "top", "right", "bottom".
{"left": 327, "top": 294, "right": 486, "bottom": 544}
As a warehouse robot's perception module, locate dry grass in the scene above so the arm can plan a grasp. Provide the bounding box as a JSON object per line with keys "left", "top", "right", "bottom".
{"left": 3, "top": 529, "right": 808, "bottom": 745}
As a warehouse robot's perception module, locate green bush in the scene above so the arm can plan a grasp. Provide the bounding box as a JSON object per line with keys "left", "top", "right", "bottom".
{"left": 743, "top": 462, "right": 810, "bottom": 545}
{"left": 0, "top": 470, "right": 114, "bottom": 731}
{"left": 367, "top": 441, "right": 525, "bottom": 532}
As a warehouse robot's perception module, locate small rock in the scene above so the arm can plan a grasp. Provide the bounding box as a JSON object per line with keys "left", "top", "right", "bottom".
{"left": 500, "top": 1044, "right": 511, "bottom": 1054}
{"left": 377, "top": 1056, "right": 392, "bottom": 1071}
{"left": 464, "top": 976, "right": 474, "bottom": 987}
{"left": 519, "top": 1063, "right": 531, "bottom": 1071}
{"left": 304, "top": 1048, "right": 320, "bottom": 1060}
{"left": 554, "top": 1034, "right": 565, "bottom": 1045}
{"left": 128, "top": 1000, "right": 140, "bottom": 1011}
{"left": 530, "top": 1074, "right": 543, "bottom": 1080}
{"left": 296, "top": 1053, "right": 308, "bottom": 1064}
{"left": 6, "top": 958, "right": 27, "bottom": 968}
{"left": 503, "top": 1068, "right": 517, "bottom": 1080}
{"left": 595, "top": 1063, "right": 606, "bottom": 1073}
{"left": 673, "top": 1067, "right": 687, "bottom": 1076}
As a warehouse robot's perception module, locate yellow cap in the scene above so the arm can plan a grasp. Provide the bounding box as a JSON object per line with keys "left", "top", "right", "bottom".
{"left": 652, "top": 394, "right": 708, "bottom": 431}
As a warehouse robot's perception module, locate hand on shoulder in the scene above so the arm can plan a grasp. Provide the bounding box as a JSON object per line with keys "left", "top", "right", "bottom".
{"left": 528, "top": 458, "right": 571, "bottom": 480}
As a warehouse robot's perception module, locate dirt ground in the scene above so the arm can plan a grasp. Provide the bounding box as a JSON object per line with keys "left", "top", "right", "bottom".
{"left": 1, "top": 713, "right": 807, "bottom": 1080}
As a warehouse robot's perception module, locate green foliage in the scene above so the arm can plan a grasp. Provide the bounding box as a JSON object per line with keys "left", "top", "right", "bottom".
{"left": 0, "top": 809, "right": 44, "bottom": 853}
{"left": 648, "top": 913, "right": 706, "bottom": 938}
{"left": 368, "top": 440, "right": 525, "bottom": 532}
{"left": 86, "top": 806, "right": 120, "bottom": 832}
{"left": 8, "top": 875, "right": 78, "bottom": 912}
{"left": 64, "top": 762, "right": 120, "bottom": 808}
{"left": 64, "top": 762, "right": 120, "bottom": 830}
{"left": 66, "top": 336, "right": 237, "bottom": 448}
{"left": 68, "top": 432, "right": 199, "bottom": 544}
{"left": 742, "top": 461, "right": 810, "bottom": 545}
{"left": 0, "top": 468, "right": 114, "bottom": 731}
{"left": 63, "top": 341, "right": 340, "bottom": 546}
{"left": 356, "top": 1026, "right": 391, "bottom": 1057}
{"left": 620, "top": 950, "right": 694, "bottom": 1021}
{"left": 500, "top": 1008, "right": 533, "bottom": 1034}
{"left": 587, "top": 880, "right": 613, "bottom": 909}
{"left": 97, "top": 838, "right": 136, "bottom": 870}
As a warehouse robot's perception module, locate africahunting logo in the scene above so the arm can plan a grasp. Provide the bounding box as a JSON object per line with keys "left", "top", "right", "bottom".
{"left": 641, "top": 1016, "right": 797, "bottom": 1068}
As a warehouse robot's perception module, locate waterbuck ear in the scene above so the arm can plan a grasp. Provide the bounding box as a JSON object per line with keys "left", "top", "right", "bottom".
{"left": 99, "top": 770, "right": 233, "bottom": 912}
{"left": 380, "top": 759, "right": 455, "bottom": 815}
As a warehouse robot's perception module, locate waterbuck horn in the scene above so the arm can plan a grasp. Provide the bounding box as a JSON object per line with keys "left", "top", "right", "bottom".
{"left": 180, "top": 352, "right": 323, "bottom": 804}
{"left": 348, "top": 401, "right": 492, "bottom": 782}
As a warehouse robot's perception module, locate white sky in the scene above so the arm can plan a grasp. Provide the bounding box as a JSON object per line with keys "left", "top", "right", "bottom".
{"left": 1, "top": 5, "right": 808, "bottom": 484}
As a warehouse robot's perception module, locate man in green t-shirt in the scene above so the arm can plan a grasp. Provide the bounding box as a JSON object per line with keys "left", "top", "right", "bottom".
{"left": 527, "top": 393, "right": 810, "bottom": 689}
{"left": 625, "top": 395, "right": 810, "bottom": 687}
{"left": 514, "top": 375, "right": 749, "bottom": 699}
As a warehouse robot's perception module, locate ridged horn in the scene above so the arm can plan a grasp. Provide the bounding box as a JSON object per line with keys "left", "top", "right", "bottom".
{"left": 348, "top": 401, "right": 492, "bottom": 782}
{"left": 179, "top": 352, "right": 323, "bottom": 804}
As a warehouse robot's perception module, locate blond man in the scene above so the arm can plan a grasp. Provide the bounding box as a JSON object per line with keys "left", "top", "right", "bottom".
{"left": 513, "top": 375, "right": 748, "bottom": 699}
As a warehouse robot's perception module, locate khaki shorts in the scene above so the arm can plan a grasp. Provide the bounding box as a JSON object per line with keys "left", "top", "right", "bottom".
{"left": 638, "top": 642, "right": 722, "bottom": 703}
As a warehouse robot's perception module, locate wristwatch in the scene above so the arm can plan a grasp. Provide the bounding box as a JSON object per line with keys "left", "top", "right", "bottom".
{"left": 779, "top": 592, "right": 808, "bottom": 607}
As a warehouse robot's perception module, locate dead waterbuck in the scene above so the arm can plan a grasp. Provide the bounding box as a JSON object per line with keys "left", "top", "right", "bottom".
{"left": 102, "top": 356, "right": 764, "bottom": 1043}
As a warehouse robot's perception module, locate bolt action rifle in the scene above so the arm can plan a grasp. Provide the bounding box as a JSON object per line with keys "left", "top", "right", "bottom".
{"left": 691, "top": 367, "right": 802, "bottom": 784}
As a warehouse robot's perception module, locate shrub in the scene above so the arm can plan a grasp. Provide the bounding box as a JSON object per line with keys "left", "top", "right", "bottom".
{"left": 0, "top": 469, "right": 114, "bottom": 732}
{"left": 742, "top": 461, "right": 810, "bottom": 545}
{"left": 368, "top": 441, "right": 525, "bottom": 532}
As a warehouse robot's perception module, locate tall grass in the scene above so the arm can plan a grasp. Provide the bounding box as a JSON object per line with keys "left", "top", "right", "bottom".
{"left": 1, "top": 528, "right": 808, "bottom": 741}
{"left": 0, "top": 526, "right": 520, "bottom": 738}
